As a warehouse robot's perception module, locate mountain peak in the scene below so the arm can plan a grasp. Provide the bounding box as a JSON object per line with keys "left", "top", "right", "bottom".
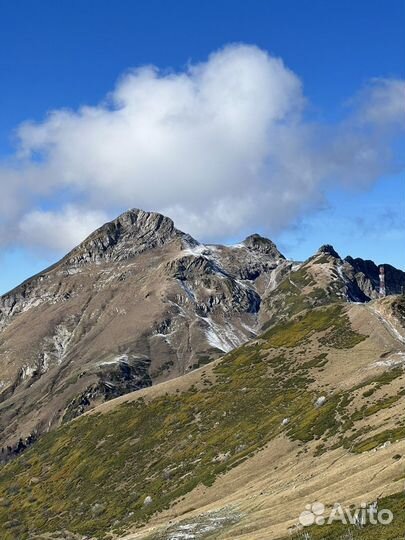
{"left": 242, "top": 234, "right": 285, "bottom": 259}
{"left": 115, "top": 208, "right": 176, "bottom": 237}
{"left": 66, "top": 208, "right": 195, "bottom": 265}
{"left": 316, "top": 244, "right": 341, "bottom": 259}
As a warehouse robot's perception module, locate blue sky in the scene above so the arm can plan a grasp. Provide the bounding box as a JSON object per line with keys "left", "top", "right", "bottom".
{"left": 0, "top": 0, "right": 404, "bottom": 294}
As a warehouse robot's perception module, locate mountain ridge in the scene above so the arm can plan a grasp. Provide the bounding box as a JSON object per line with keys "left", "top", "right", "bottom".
{"left": 0, "top": 208, "right": 404, "bottom": 460}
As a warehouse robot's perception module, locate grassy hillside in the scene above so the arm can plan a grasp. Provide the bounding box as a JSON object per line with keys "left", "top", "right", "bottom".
{"left": 263, "top": 248, "right": 370, "bottom": 327}
{"left": 0, "top": 302, "right": 404, "bottom": 539}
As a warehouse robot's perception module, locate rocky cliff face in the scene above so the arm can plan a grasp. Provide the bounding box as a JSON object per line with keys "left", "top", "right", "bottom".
{"left": 0, "top": 208, "right": 403, "bottom": 455}
{"left": 345, "top": 255, "right": 405, "bottom": 297}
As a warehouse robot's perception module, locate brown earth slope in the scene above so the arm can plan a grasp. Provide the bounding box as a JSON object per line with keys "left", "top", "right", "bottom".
{"left": 0, "top": 297, "right": 404, "bottom": 540}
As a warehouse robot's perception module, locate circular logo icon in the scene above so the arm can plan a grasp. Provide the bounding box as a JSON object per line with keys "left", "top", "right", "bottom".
{"left": 299, "top": 502, "right": 325, "bottom": 527}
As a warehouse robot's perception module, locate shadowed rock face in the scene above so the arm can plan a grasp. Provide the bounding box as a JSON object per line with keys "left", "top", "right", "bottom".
{"left": 345, "top": 256, "right": 405, "bottom": 297}
{"left": 318, "top": 244, "right": 341, "bottom": 259}
{"left": 243, "top": 233, "right": 285, "bottom": 258}
{"left": 311, "top": 246, "right": 405, "bottom": 301}
{"left": 0, "top": 208, "right": 404, "bottom": 454}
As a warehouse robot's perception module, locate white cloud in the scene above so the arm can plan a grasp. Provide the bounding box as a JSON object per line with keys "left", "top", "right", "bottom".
{"left": 352, "top": 78, "right": 405, "bottom": 127}
{"left": 18, "top": 206, "right": 108, "bottom": 252}
{"left": 0, "top": 44, "right": 404, "bottom": 251}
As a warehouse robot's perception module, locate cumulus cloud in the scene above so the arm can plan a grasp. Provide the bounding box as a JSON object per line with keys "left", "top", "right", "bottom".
{"left": 0, "top": 44, "right": 404, "bottom": 251}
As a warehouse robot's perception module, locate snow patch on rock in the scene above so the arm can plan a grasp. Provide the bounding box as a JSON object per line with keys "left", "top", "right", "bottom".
{"left": 369, "top": 305, "right": 405, "bottom": 345}
{"left": 203, "top": 317, "right": 247, "bottom": 353}
{"left": 373, "top": 352, "right": 405, "bottom": 369}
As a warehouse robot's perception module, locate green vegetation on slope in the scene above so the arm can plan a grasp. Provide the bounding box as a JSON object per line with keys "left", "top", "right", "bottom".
{"left": 263, "top": 304, "right": 366, "bottom": 349}
{"left": 263, "top": 260, "right": 345, "bottom": 326}
{"left": 0, "top": 304, "right": 390, "bottom": 540}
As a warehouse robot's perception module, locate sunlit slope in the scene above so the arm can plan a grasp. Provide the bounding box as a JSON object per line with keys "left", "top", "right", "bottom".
{"left": 0, "top": 298, "right": 404, "bottom": 539}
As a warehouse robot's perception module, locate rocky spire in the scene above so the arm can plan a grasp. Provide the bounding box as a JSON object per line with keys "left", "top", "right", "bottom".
{"left": 317, "top": 244, "right": 341, "bottom": 259}
{"left": 242, "top": 234, "right": 285, "bottom": 260}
